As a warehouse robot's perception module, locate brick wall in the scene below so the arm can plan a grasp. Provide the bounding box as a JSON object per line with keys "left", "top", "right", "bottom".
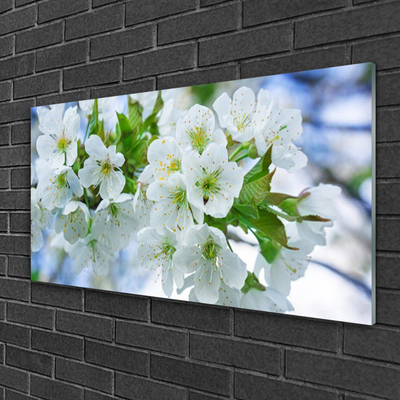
{"left": 0, "top": 0, "right": 399, "bottom": 399}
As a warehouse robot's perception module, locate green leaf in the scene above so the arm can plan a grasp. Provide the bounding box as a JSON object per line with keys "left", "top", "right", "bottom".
{"left": 128, "top": 98, "right": 142, "bottom": 134}
{"left": 233, "top": 203, "right": 259, "bottom": 220}
{"left": 243, "top": 145, "right": 272, "bottom": 184}
{"left": 259, "top": 238, "right": 280, "bottom": 264}
{"left": 204, "top": 214, "right": 228, "bottom": 234}
{"left": 261, "top": 192, "right": 297, "bottom": 207}
{"left": 300, "top": 214, "right": 331, "bottom": 222}
{"left": 141, "top": 91, "right": 164, "bottom": 132}
{"left": 117, "top": 112, "right": 132, "bottom": 135}
{"left": 239, "top": 168, "right": 275, "bottom": 205}
{"left": 86, "top": 99, "right": 99, "bottom": 140}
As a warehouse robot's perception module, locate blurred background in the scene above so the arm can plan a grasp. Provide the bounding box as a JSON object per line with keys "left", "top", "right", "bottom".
{"left": 31, "top": 63, "right": 374, "bottom": 324}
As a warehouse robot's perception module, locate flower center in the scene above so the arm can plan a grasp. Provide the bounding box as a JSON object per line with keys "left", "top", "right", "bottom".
{"left": 235, "top": 112, "right": 254, "bottom": 133}
{"left": 56, "top": 135, "right": 71, "bottom": 153}
{"left": 55, "top": 173, "right": 68, "bottom": 189}
{"left": 189, "top": 126, "right": 210, "bottom": 154}
{"left": 172, "top": 187, "right": 187, "bottom": 209}
{"left": 196, "top": 168, "right": 222, "bottom": 203}
{"left": 202, "top": 236, "right": 221, "bottom": 261}
{"left": 101, "top": 158, "right": 113, "bottom": 177}
{"left": 167, "top": 158, "right": 181, "bottom": 174}
{"left": 155, "top": 237, "right": 176, "bottom": 260}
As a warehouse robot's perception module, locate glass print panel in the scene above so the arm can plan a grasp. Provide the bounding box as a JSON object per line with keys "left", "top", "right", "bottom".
{"left": 31, "top": 63, "right": 375, "bottom": 325}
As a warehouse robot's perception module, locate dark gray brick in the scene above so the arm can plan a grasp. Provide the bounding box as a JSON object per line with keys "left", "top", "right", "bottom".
{"left": 32, "top": 282, "right": 83, "bottom": 310}
{"left": 85, "top": 340, "right": 149, "bottom": 375}
{"left": 0, "top": 301, "right": 5, "bottom": 319}
{"left": 189, "top": 392, "right": 223, "bottom": 400}
{"left": 3, "top": 389, "right": 31, "bottom": 400}
{"left": 295, "top": 1, "right": 400, "bottom": 48}
{"left": 377, "top": 145, "right": 400, "bottom": 178}
{"left": 66, "top": 5, "right": 123, "bottom": 40}
{"left": 376, "top": 255, "right": 400, "bottom": 290}
{"left": 159, "top": 5, "right": 238, "bottom": 45}
{"left": 377, "top": 182, "right": 400, "bottom": 215}
{"left": 242, "top": 46, "right": 347, "bottom": 79}
{"left": 0, "top": 6, "right": 36, "bottom": 36}
{"left": 201, "top": 0, "right": 227, "bottom": 5}
{"left": 199, "top": 24, "right": 291, "bottom": 66}
{"left": 38, "top": 0, "right": 90, "bottom": 23}
{"left": 244, "top": 0, "right": 346, "bottom": 27}
{"left": 16, "top": 0, "right": 36, "bottom": 5}
{"left": 37, "top": 41, "right": 88, "bottom": 72}
{"left": 151, "top": 355, "right": 231, "bottom": 396}
{"left": 286, "top": 350, "right": 400, "bottom": 399}
{"left": 31, "top": 375, "right": 84, "bottom": 400}
{"left": 0, "top": 54, "right": 34, "bottom": 81}
{"left": 354, "top": 35, "right": 400, "bottom": 71}
{"left": 377, "top": 72, "right": 400, "bottom": 107}
{"left": 0, "top": 82, "right": 11, "bottom": 102}
{"left": 377, "top": 289, "right": 400, "bottom": 326}
{"left": 0, "top": 322, "right": 30, "bottom": 347}
{"left": 11, "top": 168, "right": 31, "bottom": 189}
{"left": 116, "top": 320, "right": 186, "bottom": 356}
{"left": 16, "top": 22, "right": 63, "bottom": 53}
{"left": 11, "top": 124, "right": 30, "bottom": 145}
{"left": 57, "top": 310, "right": 113, "bottom": 341}
{"left": 158, "top": 65, "right": 237, "bottom": 90}
{"left": 377, "top": 218, "right": 400, "bottom": 252}
{"left": 91, "top": 25, "right": 154, "bottom": 60}
{"left": 124, "top": 43, "right": 196, "bottom": 80}
{"left": 0, "top": 169, "right": 9, "bottom": 188}
{"left": 377, "top": 108, "right": 400, "bottom": 143}
{"left": 191, "top": 334, "right": 280, "bottom": 375}
{"left": 0, "top": 100, "right": 34, "bottom": 124}
{"left": 235, "top": 310, "right": 338, "bottom": 351}
{"left": 85, "top": 289, "right": 149, "bottom": 320}
{"left": 37, "top": 89, "right": 90, "bottom": 106}
{"left": 14, "top": 71, "right": 60, "bottom": 99}
{"left": 91, "top": 78, "right": 155, "bottom": 99}
{"left": 0, "top": 36, "right": 13, "bottom": 59}
{"left": 8, "top": 256, "right": 30, "bottom": 278}
{"left": 6, "top": 346, "right": 53, "bottom": 376}
{"left": 93, "top": 0, "right": 119, "bottom": 7}
{"left": 0, "top": 365, "right": 28, "bottom": 393}
{"left": 126, "top": 0, "right": 197, "bottom": 26}
{"left": 116, "top": 373, "right": 187, "bottom": 400}
{"left": 0, "top": 235, "right": 29, "bottom": 255}
{"left": 0, "top": 256, "right": 6, "bottom": 275}
{"left": 64, "top": 59, "right": 121, "bottom": 90}
{"left": 32, "top": 329, "right": 84, "bottom": 360}
{"left": 0, "top": 278, "right": 29, "bottom": 301}
{"left": 0, "top": 190, "right": 29, "bottom": 209}
{"left": 0, "top": 213, "right": 7, "bottom": 232}
{"left": 84, "top": 391, "right": 114, "bottom": 400}
{"left": 10, "top": 212, "right": 30, "bottom": 233}
{"left": 235, "top": 372, "right": 338, "bottom": 400}
{"left": 152, "top": 299, "right": 231, "bottom": 334}
{"left": 345, "top": 325, "right": 400, "bottom": 363}
{"left": 0, "top": 0, "right": 12, "bottom": 13}
{"left": 8, "top": 302, "right": 54, "bottom": 329}
{"left": 56, "top": 358, "right": 113, "bottom": 393}
{"left": 0, "top": 126, "right": 10, "bottom": 147}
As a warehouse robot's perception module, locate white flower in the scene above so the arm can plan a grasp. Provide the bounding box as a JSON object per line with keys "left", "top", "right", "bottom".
{"left": 173, "top": 224, "right": 247, "bottom": 304}
{"left": 70, "top": 233, "right": 113, "bottom": 276}
{"left": 36, "top": 104, "right": 80, "bottom": 167}
{"left": 254, "top": 90, "right": 307, "bottom": 172}
{"left": 147, "top": 137, "right": 182, "bottom": 181}
{"left": 133, "top": 165, "right": 154, "bottom": 230}
{"left": 158, "top": 98, "right": 187, "bottom": 138}
{"left": 296, "top": 183, "right": 341, "bottom": 245}
{"left": 79, "top": 98, "right": 116, "bottom": 121}
{"left": 176, "top": 104, "right": 226, "bottom": 154}
{"left": 189, "top": 280, "right": 241, "bottom": 307}
{"left": 91, "top": 193, "right": 136, "bottom": 251}
{"left": 146, "top": 173, "right": 203, "bottom": 233}
{"left": 137, "top": 227, "right": 183, "bottom": 298}
{"left": 31, "top": 224, "right": 44, "bottom": 253}
{"left": 213, "top": 86, "right": 267, "bottom": 142}
{"left": 79, "top": 135, "right": 125, "bottom": 200}
{"left": 54, "top": 201, "right": 90, "bottom": 245}
{"left": 37, "top": 166, "right": 83, "bottom": 211}
{"left": 182, "top": 143, "right": 244, "bottom": 218}
{"left": 240, "top": 287, "right": 293, "bottom": 313}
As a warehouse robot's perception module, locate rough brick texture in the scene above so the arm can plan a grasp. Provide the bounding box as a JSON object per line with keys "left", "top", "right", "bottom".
{"left": 0, "top": 1, "right": 399, "bottom": 399}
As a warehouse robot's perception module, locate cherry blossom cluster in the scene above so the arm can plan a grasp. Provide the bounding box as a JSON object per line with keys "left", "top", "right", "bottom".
{"left": 31, "top": 86, "right": 341, "bottom": 313}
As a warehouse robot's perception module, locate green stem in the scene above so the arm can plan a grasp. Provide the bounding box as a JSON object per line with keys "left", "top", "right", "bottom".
{"left": 226, "top": 238, "right": 233, "bottom": 252}
{"left": 234, "top": 153, "right": 248, "bottom": 163}
{"left": 83, "top": 188, "right": 90, "bottom": 209}
{"left": 261, "top": 204, "right": 297, "bottom": 222}
{"left": 229, "top": 143, "right": 246, "bottom": 161}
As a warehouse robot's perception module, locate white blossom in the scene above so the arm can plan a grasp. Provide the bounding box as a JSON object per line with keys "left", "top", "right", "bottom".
{"left": 173, "top": 224, "right": 247, "bottom": 304}
{"left": 79, "top": 98, "right": 116, "bottom": 121}
{"left": 158, "top": 98, "right": 187, "bottom": 138}
{"left": 182, "top": 143, "right": 244, "bottom": 218}
{"left": 146, "top": 173, "right": 203, "bottom": 233}
{"left": 240, "top": 287, "right": 293, "bottom": 313}
{"left": 70, "top": 233, "right": 114, "bottom": 276}
{"left": 91, "top": 193, "right": 136, "bottom": 251}
{"left": 36, "top": 104, "right": 80, "bottom": 167}
{"left": 147, "top": 137, "right": 182, "bottom": 181}
{"left": 176, "top": 104, "right": 226, "bottom": 154}
{"left": 137, "top": 227, "right": 183, "bottom": 297}
{"left": 296, "top": 184, "right": 341, "bottom": 245}
{"left": 37, "top": 165, "right": 83, "bottom": 211}
{"left": 189, "top": 280, "right": 242, "bottom": 307}
{"left": 79, "top": 135, "right": 125, "bottom": 200}
{"left": 54, "top": 201, "right": 90, "bottom": 245}
{"left": 133, "top": 165, "right": 154, "bottom": 230}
